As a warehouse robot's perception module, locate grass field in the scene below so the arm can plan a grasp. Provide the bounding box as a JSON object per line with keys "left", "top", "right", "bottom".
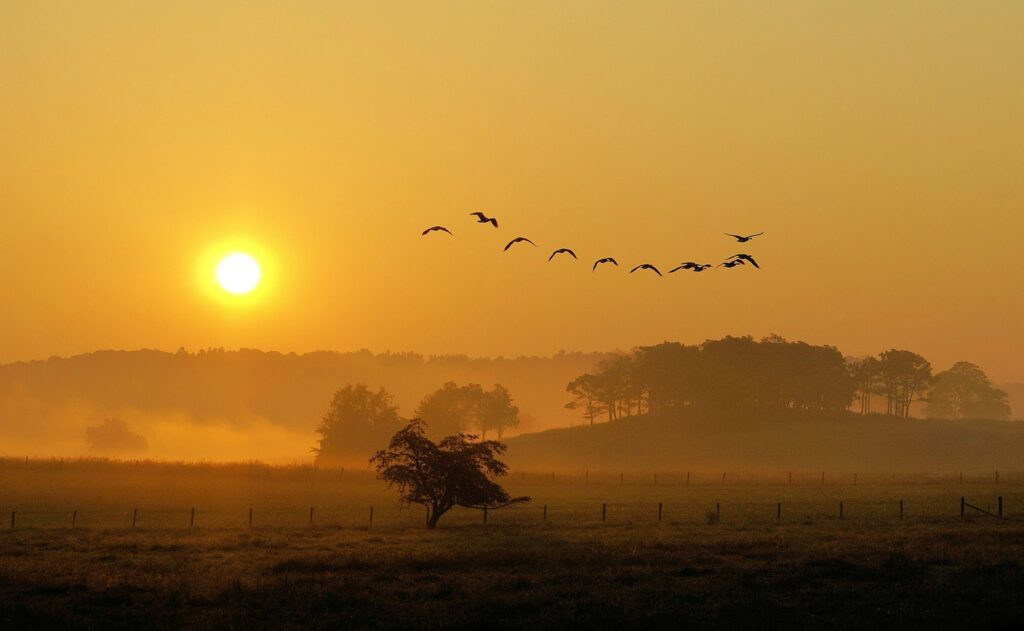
{"left": 3, "top": 460, "right": 1024, "bottom": 628}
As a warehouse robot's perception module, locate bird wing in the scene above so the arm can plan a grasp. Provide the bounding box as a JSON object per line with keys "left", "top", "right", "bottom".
{"left": 503, "top": 240, "right": 516, "bottom": 251}
{"left": 592, "top": 260, "right": 601, "bottom": 271}
{"left": 669, "top": 266, "right": 684, "bottom": 273}
{"left": 745, "top": 232, "right": 764, "bottom": 239}
{"left": 725, "top": 233, "right": 742, "bottom": 240}
{"left": 608, "top": 258, "right": 618, "bottom": 265}
{"left": 470, "top": 212, "right": 484, "bottom": 219}
{"left": 547, "top": 251, "right": 557, "bottom": 261}
{"left": 488, "top": 218, "right": 498, "bottom": 227}
{"left": 522, "top": 238, "right": 537, "bottom": 246}
{"left": 630, "top": 265, "right": 642, "bottom": 273}
{"left": 651, "top": 266, "right": 663, "bottom": 276}
{"left": 744, "top": 255, "right": 760, "bottom": 268}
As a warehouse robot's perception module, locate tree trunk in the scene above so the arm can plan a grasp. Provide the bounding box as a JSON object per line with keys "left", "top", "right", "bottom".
{"left": 426, "top": 505, "right": 446, "bottom": 529}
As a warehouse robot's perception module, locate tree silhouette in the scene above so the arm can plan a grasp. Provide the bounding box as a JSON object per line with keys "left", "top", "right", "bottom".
{"left": 847, "top": 356, "right": 882, "bottom": 415}
{"left": 370, "top": 419, "right": 529, "bottom": 529}
{"left": 414, "top": 382, "right": 484, "bottom": 437}
{"left": 877, "top": 350, "right": 933, "bottom": 418}
{"left": 314, "top": 384, "right": 403, "bottom": 465}
{"left": 927, "top": 362, "right": 1010, "bottom": 419}
{"left": 477, "top": 384, "right": 520, "bottom": 440}
{"left": 565, "top": 336, "right": 855, "bottom": 422}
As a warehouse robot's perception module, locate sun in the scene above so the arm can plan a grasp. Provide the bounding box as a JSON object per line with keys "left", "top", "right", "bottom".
{"left": 215, "top": 253, "right": 262, "bottom": 295}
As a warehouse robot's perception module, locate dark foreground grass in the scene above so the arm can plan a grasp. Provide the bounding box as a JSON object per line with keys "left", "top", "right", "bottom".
{"left": 3, "top": 519, "right": 1024, "bottom": 629}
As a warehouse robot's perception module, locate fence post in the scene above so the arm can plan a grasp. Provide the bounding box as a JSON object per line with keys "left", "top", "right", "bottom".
{"left": 426, "top": 505, "right": 430, "bottom": 527}
{"left": 132, "top": 508, "right": 138, "bottom": 527}
{"left": 839, "top": 501, "right": 844, "bottom": 520}
{"left": 602, "top": 503, "right": 607, "bottom": 523}
{"left": 721, "top": 472, "right": 726, "bottom": 485}
{"left": 899, "top": 500, "right": 904, "bottom": 520}
{"left": 999, "top": 496, "right": 1003, "bottom": 519}
{"left": 716, "top": 502, "right": 720, "bottom": 520}
{"left": 686, "top": 472, "right": 690, "bottom": 486}
{"left": 249, "top": 508, "right": 253, "bottom": 528}
{"left": 309, "top": 507, "right": 314, "bottom": 527}
{"left": 789, "top": 472, "right": 792, "bottom": 485}
{"left": 585, "top": 469, "right": 589, "bottom": 484}
{"left": 483, "top": 508, "right": 488, "bottom": 524}
{"left": 777, "top": 503, "right": 781, "bottom": 519}
{"left": 369, "top": 506, "right": 374, "bottom": 526}
{"left": 9, "top": 511, "right": 13, "bottom": 529}
{"left": 620, "top": 473, "right": 623, "bottom": 485}
{"left": 960, "top": 496, "right": 965, "bottom": 519}
{"left": 190, "top": 507, "right": 195, "bottom": 529}
{"left": 72, "top": 510, "right": 77, "bottom": 528}
{"left": 658, "top": 502, "right": 663, "bottom": 523}
{"left": 543, "top": 504, "right": 547, "bottom": 523}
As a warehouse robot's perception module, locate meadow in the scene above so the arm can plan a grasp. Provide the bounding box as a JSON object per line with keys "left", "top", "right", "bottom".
{"left": 3, "top": 460, "right": 1024, "bottom": 628}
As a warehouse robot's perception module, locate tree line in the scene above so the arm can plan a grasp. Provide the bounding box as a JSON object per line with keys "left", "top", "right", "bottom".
{"left": 566, "top": 336, "right": 1010, "bottom": 424}
{"left": 315, "top": 382, "right": 520, "bottom": 466}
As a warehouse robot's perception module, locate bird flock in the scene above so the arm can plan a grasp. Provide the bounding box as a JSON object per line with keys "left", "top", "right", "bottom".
{"left": 422, "top": 214, "right": 764, "bottom": 276}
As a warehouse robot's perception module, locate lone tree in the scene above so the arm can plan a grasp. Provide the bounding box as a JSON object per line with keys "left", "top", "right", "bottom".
{"left": 370, "top": 419, "right": 529, "bottom": 529}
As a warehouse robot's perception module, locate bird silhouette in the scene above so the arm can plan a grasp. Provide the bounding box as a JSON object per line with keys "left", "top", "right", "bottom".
{"left": 718, "top": 259, "right": 746, "bottom": 269}
{"left": 548, "top": 248, "right": 577, "bottom": 262}
{"left": 421, "top": 226, "right": 453, "bottom": 236}
{"left": 669, "top": 262, "right": 713, "bottom": 273}
{"left": 470, "top": 212, "right": 499, "bottom": 228}
{"left": 727, "top": 253, "right": 760, "bottom": 269}
{"left": 725, "top": 232, "right": 764, "bottom": 243}
{"left": 630, "top": 263, "right": 663, "bottom": 276}
{"left": 503, "top": 237, "right": 537, "bottom": 251}
{"left": 592, "top": 257, "right": 618, "bottom": 271}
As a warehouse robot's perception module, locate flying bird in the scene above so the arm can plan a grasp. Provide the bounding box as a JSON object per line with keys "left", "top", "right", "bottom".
{"left": 669, "top": 262, "right": 713, "bottom": 273}
{"left": 548, "top": 248, "right": 577, "bottom": 262}
{"left": 503, "top": 237, "right": 537, "bottom": 251}
{"left": 630, "top": 263, "right": 663, "bottom": 276}
{"left": 727, "top": 253, "right": 760, "bottom": 269}
{"left": 421, "top": 226, "right": 453, "bottom": 236}
{"left": 592, "top": 257, "right": 618, "bottom": 271}
{"left": 718, "top": 259, "right": 746, "bottom": 269}
{"left": 470, "top": 212, "right": 499, "bottom": 228}
{"left": 725, "top": 232, "right": 764, "bottom": 243}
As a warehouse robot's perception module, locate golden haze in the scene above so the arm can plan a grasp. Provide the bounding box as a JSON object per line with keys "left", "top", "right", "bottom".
{"left": 0, "top": 2, "right": 1021, "bottom": 382}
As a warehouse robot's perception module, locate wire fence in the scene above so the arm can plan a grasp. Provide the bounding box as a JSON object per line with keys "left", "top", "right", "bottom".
{"left": 2, "top": 494, "right": 1015, "bottom": 530}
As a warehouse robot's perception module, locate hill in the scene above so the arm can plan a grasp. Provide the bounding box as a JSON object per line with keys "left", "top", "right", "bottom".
{"left": 505, "top": 409, "right": 1024, "bottom": 474}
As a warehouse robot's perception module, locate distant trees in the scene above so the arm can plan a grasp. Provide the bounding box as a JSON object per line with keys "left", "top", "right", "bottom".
{"left": 370, "top": 419, "right": 529, "bottom": 528}
{"left": 414, "top": 382, "right": 483, "bottom": 438}
{"left": 477, "top": 384, "right": 520, "bottom": 440}
{"left": 314, "top": 385, "right": 403, "bottom": 466}
{"left": 315, "top": 382, "right": 522, "bottom": 464}
{"left": 84, "top": 419, "right": 148, "bottom": 454}
{"left": 846, "top": 357, "right": 882, "bottom": 415}
{"left": 926, "top": 362, "right": 1010, "bottom": 420}
{"left": 877, "top": 350, "right": 933, "bottom": 418}
{"left": 564, "top": 336, "right": 855, "bottom": 422}
{"left": 415, "top": 382, "right": 521, "bottom": 440}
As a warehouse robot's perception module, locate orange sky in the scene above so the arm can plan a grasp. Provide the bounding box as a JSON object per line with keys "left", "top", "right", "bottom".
{"left": 1, "top": 2, "right": 1022, "bottom": 382}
